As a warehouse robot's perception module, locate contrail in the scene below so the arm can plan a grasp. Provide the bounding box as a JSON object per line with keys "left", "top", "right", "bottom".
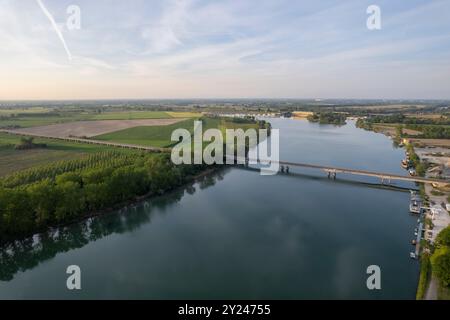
{"left": 36, "top": 0, "right": 72, "bottom": 60}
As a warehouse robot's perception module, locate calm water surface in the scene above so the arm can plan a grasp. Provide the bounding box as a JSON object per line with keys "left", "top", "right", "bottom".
{"left": 0, "top": 119, "right": 419, "bottom": 299}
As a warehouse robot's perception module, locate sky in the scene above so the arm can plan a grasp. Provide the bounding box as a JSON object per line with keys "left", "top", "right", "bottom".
{"left": 0, "top": 0, "right": 449, "bottom": 100}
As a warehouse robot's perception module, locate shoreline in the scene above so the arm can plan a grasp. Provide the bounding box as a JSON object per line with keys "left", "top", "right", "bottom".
{"left": 351, "top": 120, "right": 447, "bottom": 300}
{"left": 0, "top": 166, "right": 222, "bottom": 248}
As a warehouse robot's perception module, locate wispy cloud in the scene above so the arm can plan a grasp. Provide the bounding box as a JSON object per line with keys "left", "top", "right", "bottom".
{"left": 0, "top": 0, "right": 449, "bottom": 99}
{"left": 35, "top": 0, "right": 72, "bottom": 60}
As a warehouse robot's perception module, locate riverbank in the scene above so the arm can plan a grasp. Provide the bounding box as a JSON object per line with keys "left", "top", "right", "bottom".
{"left": 0, "top": 163, "right": 221, "bottom": 247}
{"left": 0, "top": 117, "right": 421, "bottom": 299}
{"left": 411, "top": 145, "right": 450, "bottom": 300}
{"left": 352, "top": 119, "right": 450, "bottom": 300}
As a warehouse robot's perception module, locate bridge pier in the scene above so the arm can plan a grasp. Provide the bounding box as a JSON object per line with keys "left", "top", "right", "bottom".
{"left": 326, "top": 170, "right": 337, "bottom": 180}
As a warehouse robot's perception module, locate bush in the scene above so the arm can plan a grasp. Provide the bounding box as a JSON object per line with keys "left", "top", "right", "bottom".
{"left": 436, "top": 226, "right": 450, "bottom": 247}
{"left": 0, "top": 151, "right": 212, "bottom": 244}
{"left": 416, "top": 254, "right": 431, "bottom": 300}
{"left": 431, "top": 247, "right": 450, "bottom": 287}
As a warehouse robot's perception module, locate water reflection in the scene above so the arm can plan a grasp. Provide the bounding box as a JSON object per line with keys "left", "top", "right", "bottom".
{"left": 0, "top": 170, "right": 227, "bottom": 282}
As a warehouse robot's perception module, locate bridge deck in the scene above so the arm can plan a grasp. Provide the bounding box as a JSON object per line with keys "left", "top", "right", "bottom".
{"left": 2, "top": 129, "right": 449, "bottom": 185}
{"left": 237, "top": 157, "right": 449, "bottom": 185}
{"left": 276, "top": 160, "right": 448, "bottom": 184}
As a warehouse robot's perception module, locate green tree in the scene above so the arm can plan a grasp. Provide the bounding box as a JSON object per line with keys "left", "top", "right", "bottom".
{"left": 146, "top": 156, "right": 179, "bottom": 193}
{"left": 27, "top": 179, "right": 56, "bottom": 227}
{"left": 436, "top": 226, "right": 450, "bottom": 247}
{"left": 431, "top": 247, "right": 450, "bottom": 287}
{"left": 56, "top": 172, "right": 83, "bottom": 186}
{"left": 0, "top": 188, "right": 34, "bottom": 239}
{"left": 54, "top": 181, "right": 85, "bottom": 222}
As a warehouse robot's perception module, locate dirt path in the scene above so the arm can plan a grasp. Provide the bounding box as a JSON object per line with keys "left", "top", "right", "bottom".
{"left": 425, "top": 276, "right": 438, "bottom": 300}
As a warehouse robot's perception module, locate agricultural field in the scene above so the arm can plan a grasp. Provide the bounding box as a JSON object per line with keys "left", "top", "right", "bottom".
{"left": 95, "top": 118, "right": 199, "bottom": 147}
{"left": 408, "top": 139, "right": 450, "bottom": 148}
{"left": 0, "top": 147, "right": 83, "bottom": 177}
{"left": 0, "top": 132, "right": 118, "bottom": 176}
{"left": 0, "top": 109, "right": 201, "bottom": 129}
{"left": 0, "top": 116, "right": 84, "bottom": 128}
{"left": 10, "top": 118, "right": 185, "bottom": 138}
{"left": 166, "top": 111, "right": 203, "bottom": 118}
{"left": 292, "top": 111, "right": 313, "bottom": 119}
{"left": 0, "top": 107, "right": 50, "bottom": 115}
{"left": 372, "top": 124, "right": 422, "bottom": 136}
{"left": 0, "top": 109, "right": 264, "bottom": 177}
{"left": 90, "top": 111, "right": 172, "bottom": 120}
{"left": 95, "top": 117, "right": 262, "bottom": 148}
{"left": 405, "top": 113, "right": 449, "bottom": 120}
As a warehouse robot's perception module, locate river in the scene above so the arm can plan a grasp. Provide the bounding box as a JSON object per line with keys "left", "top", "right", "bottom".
{"left": 0, "top": 119, "right": 419, "bottom": 299}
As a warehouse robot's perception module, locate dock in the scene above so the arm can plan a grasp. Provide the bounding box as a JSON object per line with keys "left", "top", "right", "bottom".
{"left": 412, "top": 222, "right": 424, "bottom": 259}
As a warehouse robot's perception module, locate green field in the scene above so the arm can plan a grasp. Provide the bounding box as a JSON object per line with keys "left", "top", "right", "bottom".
{"left": 94, "top": 118, "right": 199, "bottom": 147}
{"left": 0, "top": 110, "right": 198, "bottom": 128}
{"left": 0, "top": 107, "right": 50, "bottom": 115}
{"left": 90, "top": 111, "right": 171, "bottom": 120}
{"left": 0, "top": 114, "right": 262, "bottom": 175}
{"left": 95, "top": 117, "right": 261, "bottom": 148}
{"left": 0, "top": 116, "right": 84, "bottom": 128}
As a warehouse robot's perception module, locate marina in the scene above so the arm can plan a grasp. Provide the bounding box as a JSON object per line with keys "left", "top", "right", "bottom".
{"left": 410, "top": 191, "right": 422, "bottom": 214}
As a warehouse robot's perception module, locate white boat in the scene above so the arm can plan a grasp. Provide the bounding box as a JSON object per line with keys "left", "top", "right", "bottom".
{"left": 410, "top": 191, "right": 422, "bottom": 214}
{"left": 410, "top": 201, "right": 421, "bottom": 214}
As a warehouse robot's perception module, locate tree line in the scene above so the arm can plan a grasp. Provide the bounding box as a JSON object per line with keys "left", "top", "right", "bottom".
{"left": 307, "top": 112, "right": 347, "bottom": 125}
{"left": 431, "top": 226, "right": 450, "bottom": 289}
{"left": 0, "top": 151, "right": 209, "bottom": 244}
{"left": 361, "top": 114, "right": 450, "bottom": 126}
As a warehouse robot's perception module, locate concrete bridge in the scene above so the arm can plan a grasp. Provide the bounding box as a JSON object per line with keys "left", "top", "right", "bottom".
{"left": 2, "top": 129, "right": 448, "bottom": 185}
{"left": 230, "top": 156, "right": 449, "bottom": 185}
{"left": 273, "top": 160, "right": 449, "bottom": 185}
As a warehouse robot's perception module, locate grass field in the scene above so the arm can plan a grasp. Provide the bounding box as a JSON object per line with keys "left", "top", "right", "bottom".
{"left": 0, "top": 107, "right": 50, "bottom": 115}
{"left": 95, "top": 117, "right": 260, "bottom": 148}
{"left": 0, "top": 116, "right": 86, "bottom": 128}
{"left": 0, "top": 110, "right": 197, "bottom": 128}
{"left": 94, "top": 118, "right": 198, "bottom": 147}
{"left": 90, "top": 111, "right": 171, "bottom": 120}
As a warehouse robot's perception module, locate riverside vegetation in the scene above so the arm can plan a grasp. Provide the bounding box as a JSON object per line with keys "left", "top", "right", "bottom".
{"left": 356, "top": 115, "right": 450, "bottom": 139}
{"left": 0, "top": 115, "right": 269, "bottom": 244}
{"left": 307, "top": 112, "right": 347, "bottom": 125}
{"left": 0, "top": 150, "right": 210, "bottom": 244}
{"left": 430, "top": 227, "right": 450, "bottom": 289}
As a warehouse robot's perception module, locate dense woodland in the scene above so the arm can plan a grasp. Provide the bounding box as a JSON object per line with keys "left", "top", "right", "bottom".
{"left": 358, "top": 114, "right": 450, "bottom": 125}
{"left": 0, "top": 151, "right": 210, "bottom": 244}
{"left": 431, "top": 226, "right": 450, "bottom": 289}
{"left": 357, "top": 115, "right": 450, "bottom": 139}
{"left": 307, "top": 112, "right": 347, "bottom": 125}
